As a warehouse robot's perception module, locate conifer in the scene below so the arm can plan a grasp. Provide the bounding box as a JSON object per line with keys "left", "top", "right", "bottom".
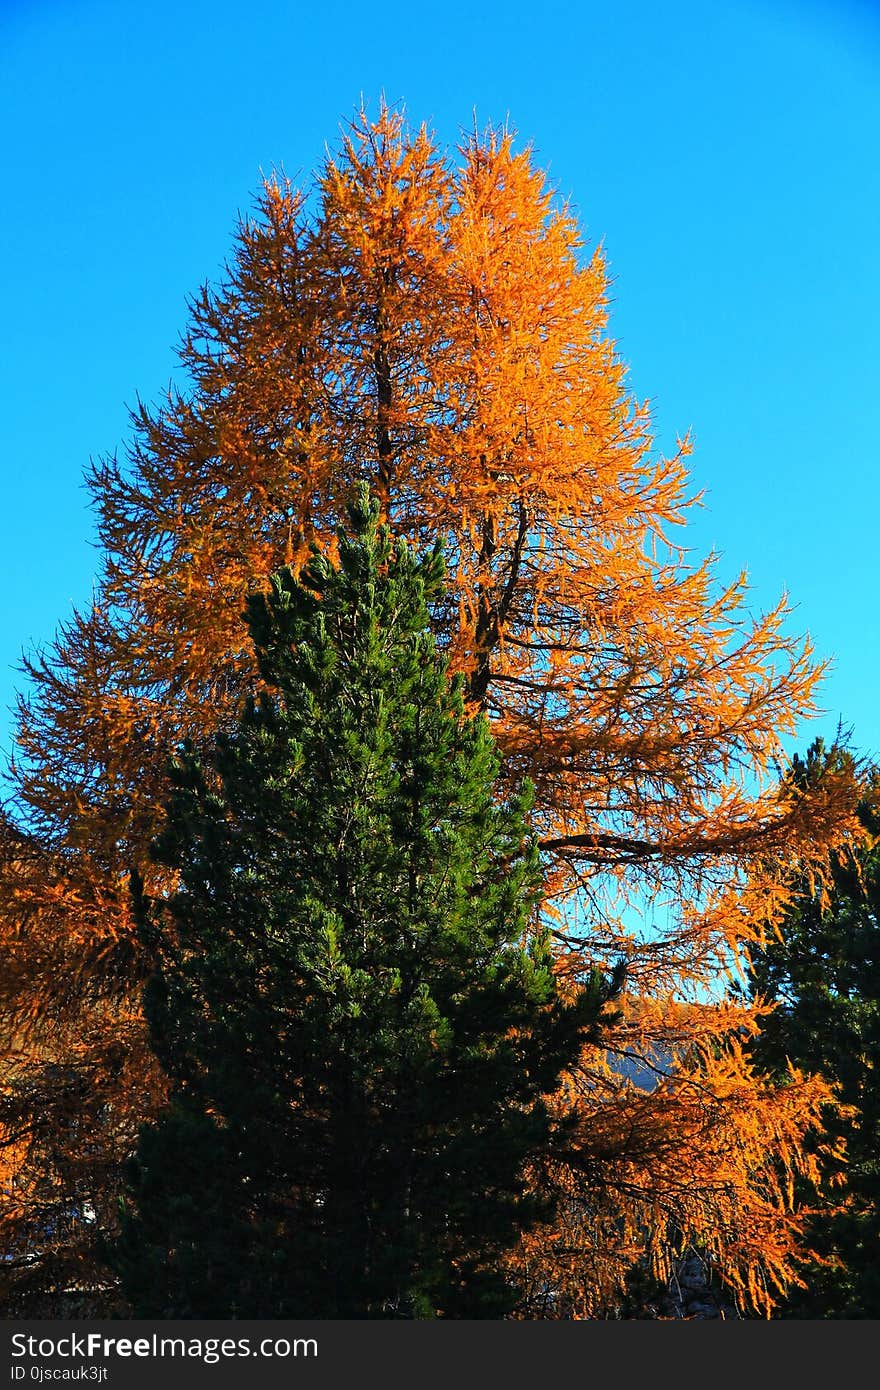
{"left": 0, "top": 106, "right": 863, "bottom": 1313}
{"left": 112, "top": 491, "right": 607, "bottom": 1317}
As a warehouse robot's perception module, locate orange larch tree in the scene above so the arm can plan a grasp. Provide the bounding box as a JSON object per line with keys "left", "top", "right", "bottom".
{"left": 0, "top": 104, "right": 863, "bottom": 1315}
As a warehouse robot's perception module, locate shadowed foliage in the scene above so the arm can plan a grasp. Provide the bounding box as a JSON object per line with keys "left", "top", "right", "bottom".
{"left": 110, "top": 491, "right": 609, "bottom": 1317}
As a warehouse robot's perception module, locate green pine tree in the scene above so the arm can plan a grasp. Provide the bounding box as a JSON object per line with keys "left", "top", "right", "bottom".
{"left": 745, "top": 739, "right": 880, "bottom": 1318}
{"left": 110, "top": 487, "right": 611, "bottom": 1318}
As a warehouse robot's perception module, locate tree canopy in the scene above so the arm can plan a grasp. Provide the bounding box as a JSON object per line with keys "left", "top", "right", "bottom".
{"left": 0, "top": 104, "right": 863, "bottom": 1315}
{"left": 744, "top": 740, "right": 880, "bottom": 1318}
{"left": 112, "top": 490, "right": 608, "bottom": 1317}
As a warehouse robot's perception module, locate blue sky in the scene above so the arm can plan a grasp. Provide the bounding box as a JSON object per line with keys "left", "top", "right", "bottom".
{"left": 1, "top": 0, "right": 878, "bottom": 774}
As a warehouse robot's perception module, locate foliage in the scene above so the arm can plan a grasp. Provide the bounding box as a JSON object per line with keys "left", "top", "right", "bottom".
{"left": 743, "top": 740, "right": 880, "bottom": 1318}
{"left": 110, "top": 492, "right": 607, "bottom": 1317}
{"left": 0, "top": 105, "right": 863, "bottom": 1314}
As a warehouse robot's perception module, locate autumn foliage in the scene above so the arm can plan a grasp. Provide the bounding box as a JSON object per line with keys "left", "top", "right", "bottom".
{"left": 0, "top": 105, "right": 865, "bottom": 1315}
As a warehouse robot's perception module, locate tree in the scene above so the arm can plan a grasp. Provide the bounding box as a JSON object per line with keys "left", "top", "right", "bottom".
{"left": 0, "top": 104, "right": 862, "bottom": 1314}
{"left": 110, "top": 491, "right": 606, "bottom": 1318}
{"left": 743, "top": 740, "right": 880, "bottom": 1318}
